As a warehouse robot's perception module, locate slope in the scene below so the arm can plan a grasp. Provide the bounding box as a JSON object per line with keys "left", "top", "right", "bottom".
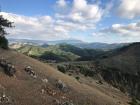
{"left": 98, "top": 42, "right": 140, "bottom": 99}
{"left": 0, "top": 48, "right": 130, "bottom": 105}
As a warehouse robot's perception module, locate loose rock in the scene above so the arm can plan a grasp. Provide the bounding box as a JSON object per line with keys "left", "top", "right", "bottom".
{"left": 42, "top": 78, "right": 48, "bottom": 84}
{"left": 0, "top": 57, "right": 16, "bottom": 76}
{"left": 25, "top": 66, "right": 37, "bottom": 78}
{"left": 56, "top": 80, "right": 68, "bottom": 92}
{"left": 0, "top": 93, "right": 10, "bottom": 104}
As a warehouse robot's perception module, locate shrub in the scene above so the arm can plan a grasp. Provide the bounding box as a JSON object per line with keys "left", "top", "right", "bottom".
{"left": 120, "top": 86, "right": 126, "bottom": 93}
{"left": 129, "top": 98, "right": 140, "bottom": 105}
{"left": 57, "top": 65, "right": 67, "bottom": 73}
{"left": 68, "top": 73, "right": 72, "bottom": 76}
{"left": 79, "top": 66, "right": 95, "bottom": 77}
{"left": 98, "top": 80, "right": 103, "bottom": 84}
{"left": 75, "top": 76, "right": 80, "bottom": 80}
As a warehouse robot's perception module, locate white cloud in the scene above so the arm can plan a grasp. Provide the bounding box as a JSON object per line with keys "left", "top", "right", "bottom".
{"left": 70, "top": 0, "right": 103, "bottom": 22}
{"left": 0, "top": 12, "right": 70, "bottom": 40}
{"left": 117, "top": 0, "right": 140, "bottom": 19}
{"left": 55, "top": 0, "right": 111, "bottom": 31}
{"left": 100, "top": 22, "right": 140, "bottom": 37}
{"left": 55, "top": 19, "right": 95, "bottom": 31}
{"left": 73, "top": 0, "right": 87, "bottom": 11}
{"left": 93, "top": 22, "right": 140, "bottom": 43}
{"left": 56, "top": 0, "right": 67, "bottom": 7}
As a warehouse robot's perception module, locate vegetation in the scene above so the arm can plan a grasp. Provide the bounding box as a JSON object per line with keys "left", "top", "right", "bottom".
{"left": 0, "top": 15, "right": 13, "bottom": 49}
{"left": 129, "top": 98, "right": 140, "bottom": 105}
{"left": 12, "top": 44, "right": 105, "bottom": 62}
{"left": 99, "top": 43, "right": 140, "bottom": 100}
{"left": 75, "top": 76, "right": 80, "bottom": 80}
{"left": 78, "top": 65, "right": 96, "bottom": 77}
{"left": 15, "top": 44, "right": 79, "bottom": 62}
{"left": 56, "top": 62, "right": 97, "bottom": 79}
{"left": 57, "top": 65, "right": 67, "bottom": 73}
{"left": 59, "top": 44, "right": 105, "bottom": 60}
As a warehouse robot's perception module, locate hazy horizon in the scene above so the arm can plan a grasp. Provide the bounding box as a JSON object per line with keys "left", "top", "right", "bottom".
{"left": 8, "top": 37, "right": 138, "bottom": 44}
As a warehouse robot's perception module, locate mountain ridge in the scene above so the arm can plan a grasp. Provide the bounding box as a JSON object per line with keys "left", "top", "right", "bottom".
{"left": 9, "top": 38, "right": 128, "bottom": 50}
{"left": 97, "top": 42, "right": 140, "bottom": 100}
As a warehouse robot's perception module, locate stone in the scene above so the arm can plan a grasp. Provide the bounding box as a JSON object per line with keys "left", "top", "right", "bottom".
{"left": 25, "top": 66, "right": 37, "bottom": 78}
{"left": 42, "top": 78, "right": 48, "bottom": 84}
{"left": 0, "top": 93, "right": 10, "bottom": 103}
{"left": 0, "top": 57, "right": 16, "bottom": 76}
{"left": 56, "top": 80, "right": 68, "bottom": 92}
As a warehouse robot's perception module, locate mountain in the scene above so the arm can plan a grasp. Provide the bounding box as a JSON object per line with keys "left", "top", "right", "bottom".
{"left": 9, "top": 38, "right": 128, "bottom": 51}
{"left": 9, "top": 38, "right": 46, "bottom": 45}
{"left": 98, "top": 42, "right": 140, "bottom": 99}
{"left": 11, "top": 44, "right": 80, "bottom": 62}
{"left": 0, "top": 48, "right": 130, "bottom": 105}
{"left": 74, "top": 42, "right": 129, "bottom": 51}
{"left": 46, "top": 39, "right": 84, "bottom": 45}
{"left": 99, "top": 42, "right": 140, "bottom": 74}
{"left": 57, "top": 44, "right": 105, "bottom": 60}
{"left": 9, "top": 38, "right": 84, "bottom": 45}
{"left": 10, "top": 43, "right": 105, "bottom": 62}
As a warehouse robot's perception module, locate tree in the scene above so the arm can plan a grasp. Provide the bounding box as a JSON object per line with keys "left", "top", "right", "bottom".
{"left": 0, "top": 15, "right": 13, "bottom": 49}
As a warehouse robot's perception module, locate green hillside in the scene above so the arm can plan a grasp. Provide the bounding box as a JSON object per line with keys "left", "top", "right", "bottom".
{"left": 16, "top": 44, "right": 79, "bottom": 62}
{"left": 11, "top": 43, "right": 104, "bottom": 62}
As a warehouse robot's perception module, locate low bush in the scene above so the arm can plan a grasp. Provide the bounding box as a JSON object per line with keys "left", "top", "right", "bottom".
{"left": 129, "top": 98, "right": 140, "bottom": 105}
{"left": 57, "top": 65, "right": 67, "bottom": 73}
{"left": 75, "top": 76, "right": 80, "bottom": 80}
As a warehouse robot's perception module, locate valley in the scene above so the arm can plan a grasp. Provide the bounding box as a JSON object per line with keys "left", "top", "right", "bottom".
{"left": 1, "top": 3, "right": 140, "bottom": 104}
{"left": 8, "top": 41, "right": 140, "bottom": 105}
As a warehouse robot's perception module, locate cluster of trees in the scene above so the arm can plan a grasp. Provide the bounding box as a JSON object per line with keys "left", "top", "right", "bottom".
{"left": 57, "top": 65, "right": 67, "bottom": 73}
{"left": 78, "top": 65, "right": 96, "bottom": 77}
{"left": 57, "top": 64, "right": 96, "bottom": 77}
{"left": 0, "top": 15, "right": 13, "bottom": 49}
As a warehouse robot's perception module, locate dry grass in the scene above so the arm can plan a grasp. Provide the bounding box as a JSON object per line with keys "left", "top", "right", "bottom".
{"left": 0, "top": 49, "right": 130, "bottom": 105}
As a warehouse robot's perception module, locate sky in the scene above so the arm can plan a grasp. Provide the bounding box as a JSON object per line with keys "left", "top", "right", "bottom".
{"left": 0, "top": 0, "right": 140, "bottom": 43}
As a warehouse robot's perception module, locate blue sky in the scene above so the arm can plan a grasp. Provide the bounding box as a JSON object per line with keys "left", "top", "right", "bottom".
{"left": 0, "top": 0, "right": 55, "bottom": 16}
{"left": 0, "top": 0, "right": 140, "bottom": 43}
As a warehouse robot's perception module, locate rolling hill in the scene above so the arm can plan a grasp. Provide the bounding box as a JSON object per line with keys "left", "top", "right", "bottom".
{"left": 11, "top": 44, "right": 80, "bottom": 62}
{"left": 0, "top": 48, "right": 130, "bottom": 105}
{"left": 10, "top": 43, "right": 104, "bottom": 62}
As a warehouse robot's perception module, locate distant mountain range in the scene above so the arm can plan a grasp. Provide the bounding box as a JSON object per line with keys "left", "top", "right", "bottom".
{"left": 9, "top": 38, "right": 129, "bottom": 50}
{"left": 74, "top": 42, "right": 128, "bottom": 51}
{"left": 8, "top": 38, "right": 84, "bottom": 45}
